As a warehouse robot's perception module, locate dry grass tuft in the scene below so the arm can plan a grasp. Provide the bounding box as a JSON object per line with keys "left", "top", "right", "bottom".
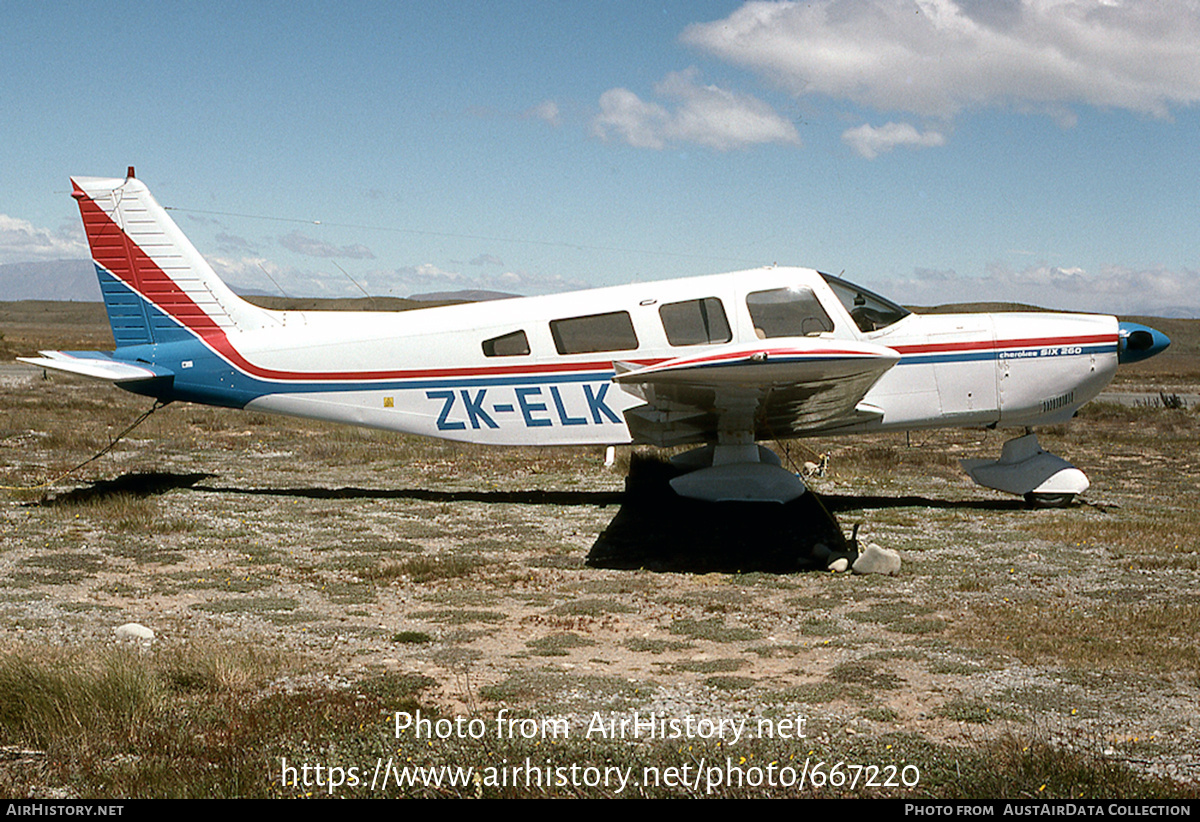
{"left": 955, "top": 599, "right": 1200, "bottom": 673}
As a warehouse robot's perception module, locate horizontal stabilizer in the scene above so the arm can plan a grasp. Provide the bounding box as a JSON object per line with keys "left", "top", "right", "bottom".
{"left": 17, "top": 350, "right": 174, "bottom": 383}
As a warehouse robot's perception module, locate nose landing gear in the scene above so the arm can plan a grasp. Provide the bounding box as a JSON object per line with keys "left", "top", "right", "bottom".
{"left": 961, "top": 431, "right": 1088, "bottom": 507}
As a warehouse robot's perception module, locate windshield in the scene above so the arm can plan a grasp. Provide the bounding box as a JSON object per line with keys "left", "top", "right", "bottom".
{"left": 820, "top": 273, "right": 911, "bottom": 333}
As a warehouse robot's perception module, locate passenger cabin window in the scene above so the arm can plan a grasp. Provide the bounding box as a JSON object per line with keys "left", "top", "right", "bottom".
{"left": 820, "top": 274, "right": 910, "bottom": 333}
{"left": 550, "top": 311, "right": 638, "bottom": 355}
{"left": 482, "top": 330, "right": 530, "bottom": 357}
{"left": 659, "top": 297, "right": 732, "bottom": 346}
{"left": 746, "top": 288, "right": 834, "bottom": 338}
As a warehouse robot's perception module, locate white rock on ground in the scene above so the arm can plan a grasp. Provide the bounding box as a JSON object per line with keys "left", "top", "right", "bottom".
{"left": 852, "top": 543, "right": 901, "bottom": 576}
{"left": 114, "top": 623, "right": 155, "bottom": 643}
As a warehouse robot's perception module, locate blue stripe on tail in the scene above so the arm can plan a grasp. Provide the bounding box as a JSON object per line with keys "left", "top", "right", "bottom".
{"left": 97, "top": 266, "right": 193, "bottom": 346}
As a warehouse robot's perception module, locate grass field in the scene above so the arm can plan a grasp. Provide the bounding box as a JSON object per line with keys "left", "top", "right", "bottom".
{"left": 1, "top": 301, "right": 1198, "bottom": 798}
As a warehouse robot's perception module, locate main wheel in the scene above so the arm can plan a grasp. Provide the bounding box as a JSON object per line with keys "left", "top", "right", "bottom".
{"left": 1024, "top": 492, "right": 1076, "bottom": 508}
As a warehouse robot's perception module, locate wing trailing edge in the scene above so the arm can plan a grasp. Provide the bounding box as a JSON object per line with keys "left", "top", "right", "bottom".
{"left": 613, "top": 339, "right": 898, "bottom": 387}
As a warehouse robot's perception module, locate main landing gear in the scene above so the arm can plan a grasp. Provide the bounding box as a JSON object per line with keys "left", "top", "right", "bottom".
{"left": 667, "top": 443, "right": 806, "bottom": 504}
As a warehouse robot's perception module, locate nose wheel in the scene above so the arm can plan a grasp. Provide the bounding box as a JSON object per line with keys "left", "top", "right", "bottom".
{"left": 1023, "top": 491, "right": 1077, "bottom": 508}
{"left": 962, "top": 432, "right": 1089, "bottom": 504}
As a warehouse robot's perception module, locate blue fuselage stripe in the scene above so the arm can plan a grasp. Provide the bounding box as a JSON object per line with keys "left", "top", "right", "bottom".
{"left": 103, "top": 270, "right": 1118, "bottom": 406}
{"left": 897, "top": 343, "right": 1115, "bottom": 366}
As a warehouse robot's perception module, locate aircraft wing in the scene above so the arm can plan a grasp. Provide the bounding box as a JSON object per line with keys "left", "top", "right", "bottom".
{"left": 17, "top": 350, "right": 174, "bottom": 384}
{"left": 614, "top": 339, "right": 899, "bottom": 448}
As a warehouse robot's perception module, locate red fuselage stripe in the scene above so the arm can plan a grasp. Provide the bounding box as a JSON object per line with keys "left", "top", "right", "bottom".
{"left": 892, "top": 335, "right": 1115, "bottom": 354}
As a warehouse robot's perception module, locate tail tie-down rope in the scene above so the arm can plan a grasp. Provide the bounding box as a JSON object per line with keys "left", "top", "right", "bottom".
{"left": 0, "top": 400, "right": 167, "bottom": 491}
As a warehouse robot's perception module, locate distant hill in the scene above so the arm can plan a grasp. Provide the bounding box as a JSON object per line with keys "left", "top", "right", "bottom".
{"left": 409, "top": 290, "right": 518, "bottom": 302}
{"left": 245, "top": 295, "right": 430, "bottom": 312}
{"left": 910, "top": 301, "right": 1049, "bottom": 314}
{"left": 1138, "top": 305, "right": 1200, "bottom": 320}
{"left": 0, "top": 261, "right": 524, "bottom": 307}
{"left": 0, "top": 260, "right": 98, "bottom": 301}
{"left": 914, "top": 301, "right": 1200, "bottom": 318}
{"left": 245, "top": 291, "right": 520, "bottom": 312}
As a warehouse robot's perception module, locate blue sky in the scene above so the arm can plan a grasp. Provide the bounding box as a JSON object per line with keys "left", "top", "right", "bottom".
{"left": 2, "top": 1, "right": 1198, "bottom": 315}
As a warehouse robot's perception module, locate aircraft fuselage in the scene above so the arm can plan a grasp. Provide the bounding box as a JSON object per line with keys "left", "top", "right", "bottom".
{"left": 105, "top": 266, "right": 1120, "bottom": 447}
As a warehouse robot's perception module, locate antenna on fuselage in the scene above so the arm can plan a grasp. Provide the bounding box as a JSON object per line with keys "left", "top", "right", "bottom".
{"left": 331, "top": 260, "right": 377, "bottom": 310}
{"left": 257, "top": 262, "right": 292, "bottom": 301}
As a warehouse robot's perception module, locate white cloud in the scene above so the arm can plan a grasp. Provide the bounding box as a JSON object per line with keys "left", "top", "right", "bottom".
{"left": 592, "top": 68, "right": 800, "bottom": 150}
{"left": 391, "top": 263, "right": 586, "bottom": 296}
{"left": 210, "top": 253, "right": 589, "bottom": 300}
{"left": 0, "top": 214, "right": 88, "bottom": 264}
{"left": 490, "top": 268, "right": 588, "bottom": 293}
{"left": 212, "top": 255, "right": 411, "bottom": 298}
{"left": 875, "top": 263, "right": 1200, "bottom": 315}
{"left": 683, "top": 1, "right": 1200, "bottom": 120}
{"left": 594, "top": 89, "right": 672, "bottom": 149}
{"left": 842, "top": 121, "right": 947, "bottom": 158}
{"left": 210, "top": 255, "right": 313, "bottom": 296}
{"left": 393, "top": 263, "right": 465, "bottom": 286}
{"left": 278, "top": 231, "right": 375, "bottom": 260}
{"left": 528, "top": 100, "right": 561, "bottom": 127}
{"left": 215, "top": 232, "right": 258, "bottom": 254}
{"left": 209, "top": 255, "right": 294, "bottom": 291}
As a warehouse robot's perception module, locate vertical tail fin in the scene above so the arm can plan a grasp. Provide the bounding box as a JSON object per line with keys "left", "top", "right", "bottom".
{"left": 71, "top": 171, "right": 275, "bottom": 348}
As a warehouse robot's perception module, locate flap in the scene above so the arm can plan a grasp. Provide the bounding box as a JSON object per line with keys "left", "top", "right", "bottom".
{"left": 613, "top": 338, "right": 899, "bottom": 447}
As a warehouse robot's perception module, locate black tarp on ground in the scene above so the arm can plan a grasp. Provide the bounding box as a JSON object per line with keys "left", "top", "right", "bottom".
{"left": 587, "top": 455, "right": 856, "bottom": 574}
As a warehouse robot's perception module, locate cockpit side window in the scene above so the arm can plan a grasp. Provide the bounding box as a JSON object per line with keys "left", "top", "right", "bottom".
{"left": 746, "top": 288, "right": 834, "bottom": 338}
{"left": 659, "top": 297, "right": 732, "bottom": 346}
{"left": 550, "top": 311, "right": 639, "bottom": 355}
{"left": 482, "top": 330, "right": 530, "bottom": 357}
{"left": 820, "top": 273, "right": 910, "bottom": 333}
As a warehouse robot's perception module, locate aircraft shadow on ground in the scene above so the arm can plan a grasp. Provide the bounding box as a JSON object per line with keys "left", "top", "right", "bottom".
{"left": 822, "top": 494, "right": 1026, "bottom": 513}
{"left": 35, "top": 471, "right": 216, "bottom": 506}
{"left": 194, "top": 482, "right": 626, "bottom": 508}
{"left": 34, "top": 467, "right": 1029, "bottom": 575}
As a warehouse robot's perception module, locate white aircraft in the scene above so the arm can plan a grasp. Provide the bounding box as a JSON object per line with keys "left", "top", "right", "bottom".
{"left": 21, "top": 171, "right": 1170, "bottom": 506}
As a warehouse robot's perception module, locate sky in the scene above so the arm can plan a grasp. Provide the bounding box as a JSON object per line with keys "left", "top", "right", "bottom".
{"left": 2, "top": 0, "right": 1199, "bottom": 316}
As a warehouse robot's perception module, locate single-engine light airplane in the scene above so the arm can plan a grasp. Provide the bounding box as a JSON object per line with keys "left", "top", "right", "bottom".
{"left": 20, "top": 170, "right": 1170, "bottom": 506}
